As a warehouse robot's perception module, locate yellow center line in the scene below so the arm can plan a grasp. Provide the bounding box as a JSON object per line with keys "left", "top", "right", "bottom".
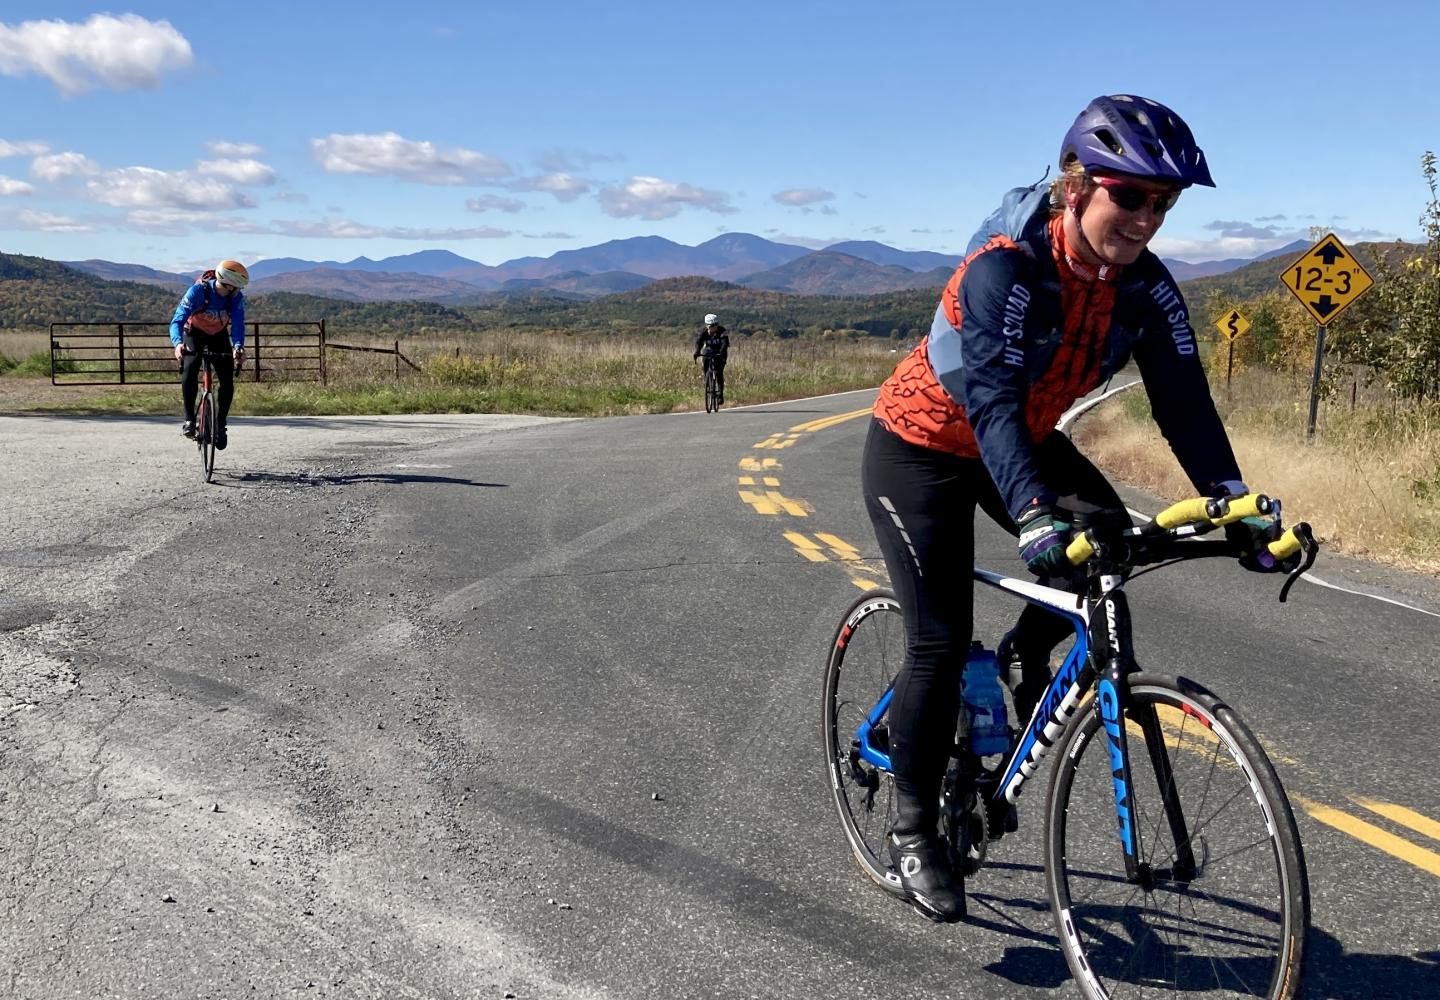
{"left": 762, "top": 476, "right": 780, "bottom": 488}
{"left": 784, "top": 531, "right": 829, "bottom": 563}
{"left": 1294, "top": 795, "right": 1440, "bottom": 878}
{"left": 738, "top": 490, "right": 780, "bottom": 515}
{"left": 738, "top": 476, "right": 755, "bottom": 486}
{"left": 765, "top": 491, "right": 809, "bottom": 516}
{"left": 739, "top": 457, "right": 781, "bottom": 472}
{"left": 1354, "top": 798, "right": 1440, "bottom": 844}
{"left": 814, "top": 532, "right": 862, "bottom": 561}
{"left": 789, "top": 407, "right": 874, "bottom": 433}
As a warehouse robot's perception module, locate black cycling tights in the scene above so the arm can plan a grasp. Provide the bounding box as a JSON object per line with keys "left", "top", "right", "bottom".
{"left": 181, "top": 331, "right": 235, "bottom": 425}
{"left": 861, "top": 420, "right": 1127, "bottom": 836}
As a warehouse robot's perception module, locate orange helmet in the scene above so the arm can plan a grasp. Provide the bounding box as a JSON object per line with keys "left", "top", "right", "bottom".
{"left": 215, "top": 259, "right": 249, "bottom": 288}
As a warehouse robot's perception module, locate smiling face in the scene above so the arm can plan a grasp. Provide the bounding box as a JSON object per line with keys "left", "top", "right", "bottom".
{"left": 1065, "top": 172, "right": 1182, "bottom": 267}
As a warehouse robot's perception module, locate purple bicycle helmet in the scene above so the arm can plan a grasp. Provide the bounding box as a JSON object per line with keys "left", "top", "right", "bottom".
{"left": 1061, "top": 95, "right": 1214, "bottom": 188}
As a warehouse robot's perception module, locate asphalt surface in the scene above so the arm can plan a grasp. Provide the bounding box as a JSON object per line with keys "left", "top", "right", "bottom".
{"left": 2, "top": 397, "right": 1438, "bottom": 999}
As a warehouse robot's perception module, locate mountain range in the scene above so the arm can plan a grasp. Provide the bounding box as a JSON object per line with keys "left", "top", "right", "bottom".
{"left": 64, "top": 233, "right": 1315, "bottom": 303}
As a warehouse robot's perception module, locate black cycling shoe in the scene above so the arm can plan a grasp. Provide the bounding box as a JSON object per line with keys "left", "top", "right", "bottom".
{"left": 181, "top": 421, "right": 196, "bottom": 440}
{"left": 214, "top": 425, "right": 228, "bottom": 450}
{"left": 889, "top": 832, "right": 965, "bottom": 922}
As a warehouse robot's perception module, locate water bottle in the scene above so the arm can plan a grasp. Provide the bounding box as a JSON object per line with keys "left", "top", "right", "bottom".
{"left": 962, "top": 640, "right": 1011, "bottom": 757}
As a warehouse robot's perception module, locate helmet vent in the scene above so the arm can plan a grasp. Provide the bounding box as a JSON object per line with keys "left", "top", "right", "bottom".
{"left": 1094, "top": 128, "right": 1123, "bottom": 156}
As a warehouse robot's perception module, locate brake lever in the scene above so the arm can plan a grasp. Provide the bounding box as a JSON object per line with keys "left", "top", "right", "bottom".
{"left": 1278, "top": 523, "right": 1318, "bottom": 603}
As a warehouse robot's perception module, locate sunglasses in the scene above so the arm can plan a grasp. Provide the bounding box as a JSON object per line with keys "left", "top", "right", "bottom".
{"left": 1093, "top": 176, "right": 1181, "bottom": 215}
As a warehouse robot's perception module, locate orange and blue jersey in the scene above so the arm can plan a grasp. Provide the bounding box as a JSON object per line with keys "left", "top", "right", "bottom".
{"left": 170, "top": 279, "right": 245, "bottom": 348}
{"left": 874, "top": 186, "right": 1240, "bottom": 518}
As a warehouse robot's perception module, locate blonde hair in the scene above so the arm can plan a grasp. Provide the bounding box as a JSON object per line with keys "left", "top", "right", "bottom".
{"left": 1047, "top": 160, "right": 1092, "bottom": 217}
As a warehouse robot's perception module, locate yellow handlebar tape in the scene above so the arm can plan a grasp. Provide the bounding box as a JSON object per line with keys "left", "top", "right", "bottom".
{"left": 1214, "top": 493, "right": 1271, "bottom": 524}
{"left": 1268, "top": 526, "right": 1303, "bottom": 560}
{"left": 1153, "top": 497, "right": 1213, "bottom": 529}
{"left": 1066, "top": 531, "right": 1097, "bottom": 566}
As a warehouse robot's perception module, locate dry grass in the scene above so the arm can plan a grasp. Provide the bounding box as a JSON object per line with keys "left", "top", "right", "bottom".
{"left": 1074, "top": 369, "right": 1440, "bottom": 572}
{"left": 1, "top": 328, "right": 902, "bottom": 417}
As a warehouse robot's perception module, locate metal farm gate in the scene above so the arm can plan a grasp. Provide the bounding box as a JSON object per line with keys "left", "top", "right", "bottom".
{"left": 48, "top": 321, "right": 328, "bottom": 385}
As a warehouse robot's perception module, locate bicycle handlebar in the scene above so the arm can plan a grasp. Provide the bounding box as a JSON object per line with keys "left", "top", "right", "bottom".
{"left": 1062, "top": 493, "right": 1319, "bottom": 600}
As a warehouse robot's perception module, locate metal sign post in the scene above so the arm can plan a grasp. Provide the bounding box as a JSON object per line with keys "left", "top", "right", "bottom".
{"left": 1279, "top": 233, "right": 1375, "bottom": 441}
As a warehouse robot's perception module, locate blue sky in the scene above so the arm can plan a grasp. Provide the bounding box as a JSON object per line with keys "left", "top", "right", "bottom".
{"left": 0, "top": 2, "right": 1436, "bottom": 273}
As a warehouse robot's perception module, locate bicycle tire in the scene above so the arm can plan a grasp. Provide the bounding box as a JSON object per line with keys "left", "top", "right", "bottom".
{"left": 1045, "top": 673, "right": 1309, "bottom": 1000}
{"left": 822, "top": 588, "right": 906, "bottom": 895}
{"left": 704, "top": 364, "right": 719, "bottom": 413}
{"left": 198, "top": 389, "right": 216, "bottom": 483}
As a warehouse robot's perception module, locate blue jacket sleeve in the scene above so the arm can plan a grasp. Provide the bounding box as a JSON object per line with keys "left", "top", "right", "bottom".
{"left": 229, "top": 293, "right": 246, "bottom": 348}
{"left": 169, "top": 286, "right": 200, "bottom": 345}
{"left": 1131, "top": 263, "right": 1243, "bottom": 495}
{"left": 944, "top": 249, "right": 1055, "bottom": 517}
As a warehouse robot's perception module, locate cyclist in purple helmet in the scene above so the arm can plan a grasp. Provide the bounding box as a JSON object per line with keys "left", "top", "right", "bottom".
{"left": 862, "top": 95, "right": 1292, "bottom": 923}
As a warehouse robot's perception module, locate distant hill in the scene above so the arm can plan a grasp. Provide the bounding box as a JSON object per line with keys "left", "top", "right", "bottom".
{"left": 0, "top": 253, "right": 177, "bottom": 326}
{"left": 81, "top": 230, "right": 1317, "bottom": 305}
{"left": 739, "top": 251, "right": 950, "bottom": 296}
{"left": 821, "top": 240, "right": 961, "bottom": 273}
{"left": 1177, "top": 240, "right": 1419, "bottom": 303}
{"left": 64, "top": 259, "right": 193, "bottom": 289}
{"left": 250, "top": 267, "right": 485, "bottom": 302}
{"left": 1162, "top": 240, "right": 1310, "bottom": 282}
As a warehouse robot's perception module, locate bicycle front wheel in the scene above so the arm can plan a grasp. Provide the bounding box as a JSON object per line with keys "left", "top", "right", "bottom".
{"left": 1045, "top": 674, "right": 1309, "bottom": 1000}
{"left": 196, "top": 391, "right": 216, "bottom": 482}
{"left": 822, "top": 589, "right": 905, "bottom": 895}
{"left": 704, "top": 365, "right": 719, "bottom": 413}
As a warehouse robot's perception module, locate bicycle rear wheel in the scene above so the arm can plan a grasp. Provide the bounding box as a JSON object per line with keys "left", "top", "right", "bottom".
{"left": 1045, "top": 674, "right": 1309, "bottom": 1000}
{"left": 197, "top": 389, "right": 216, "bottom": 483}
{"left": 822, "top": 589, "right": 905, "bottom": 895}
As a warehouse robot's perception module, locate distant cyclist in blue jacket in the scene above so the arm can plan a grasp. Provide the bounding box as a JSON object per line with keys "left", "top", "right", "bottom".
{"left": 171, "top": 259, "right": 248, "bottom": 450}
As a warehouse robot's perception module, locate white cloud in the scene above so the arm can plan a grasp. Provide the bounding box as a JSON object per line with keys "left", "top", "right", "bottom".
{"left": 597, "top": 175, "right": 735, "bottom": 220}
{"left": 311, "top": 132, "right": 512, "bottom": 185}
{"left": 273, "top": 217, "right": 511, "bottom": 240}
{"left": 0, "top": 175, "right": 34, "bottom": 195}
{"left": 205, "top": 141, "right": 263, "bottom": 157}
{"left": 535, "top": 148, "right": 621, "bottom": 173}
{"left": 30, "top": 151, "right": 100, "bottom": 181}
{"left": 466, "top": 194, "right": 525, "bottom": 213}
{"left": 197, "top": 158, "right": 277, "bottom": 185}
{"left": 510, "top": 171, "right": 589, "bottom": 202}
{"left": 87, "top": 166, "right": 254, "bottom": 211}
{"left": 273, "top": 190, "right": 309, "bottom": 204}
{"left": 0, "top": 139, "right": 48, "bottom": 158}
{"left": 773, "top": 188, "right": 835, "bottom": 207}
{"left": 116, "top": 208, "right": 270, "bottom": 236}
{"left": 16, "top": 208, "right": 91, "bottom": 232}
{"left": 0, "top": 14, "right": 192, "bottom": 96}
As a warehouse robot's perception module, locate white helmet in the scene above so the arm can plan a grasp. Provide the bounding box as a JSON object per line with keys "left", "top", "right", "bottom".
{"left": 704, "top": 313, "right": 718, "bottom": 325}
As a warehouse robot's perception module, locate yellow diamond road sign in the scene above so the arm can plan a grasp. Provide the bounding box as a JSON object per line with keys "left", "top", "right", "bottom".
{"left": 1215, "top": 309, "right": 1251, "bottom": 342}
{"left": 1280, "top": 232, "right": 1375, "bottom": 325}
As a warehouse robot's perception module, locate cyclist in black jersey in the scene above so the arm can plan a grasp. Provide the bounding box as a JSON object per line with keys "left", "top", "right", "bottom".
{"left": 693, "top": 313, "right": 729, "bottom": 404}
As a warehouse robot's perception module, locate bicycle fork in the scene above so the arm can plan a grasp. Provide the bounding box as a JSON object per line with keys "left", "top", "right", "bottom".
{"left": 1092, "top": 589, "right": 1199, "bottom": 888}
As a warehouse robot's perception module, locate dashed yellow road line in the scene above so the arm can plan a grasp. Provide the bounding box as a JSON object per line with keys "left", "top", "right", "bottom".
{"left": 814, "top": 533, "right": 861, "bottom": 561}
{"left": 1354, "top": 798, "right": 1440, "bottom": 845}
{"left": 739, "top": 457, "right": 781, "bottom": 472}
{"left": 739, "top": 489, "right": 808, "bottom": 517}
{"left": 784, "top": 531, "right": 829, "bottom": 562}
{"left": 755, "top": 433, "right": 802, "bottom": 449}
{"left": 1294, "top": 795, "right": 1440, "bottom": 878}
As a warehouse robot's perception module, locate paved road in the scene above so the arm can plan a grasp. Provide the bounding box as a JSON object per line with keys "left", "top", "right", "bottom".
{"left": 2, "top": 399, "right": 1437, "bottom": 999}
